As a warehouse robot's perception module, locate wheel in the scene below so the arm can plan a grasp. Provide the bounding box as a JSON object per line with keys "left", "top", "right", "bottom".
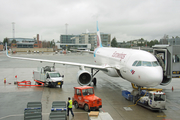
{"left": 50, "top": 83, "right": 56, "bottom": 88}
{"left": 49, "top": 84, "right": 54, "bottom": 88}
{"left": 74, "top": 101, "right": 79, "bottom": 109}
{"left": 93, "top": 78, "right": 97, "bottom": 86}
{"left": 84, "top": 104, "right": 89, "bottom": 112}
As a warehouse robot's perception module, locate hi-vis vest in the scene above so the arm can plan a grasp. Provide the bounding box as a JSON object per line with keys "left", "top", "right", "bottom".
{"left": 68, "top": 100, "right": 72, "bottom": 108}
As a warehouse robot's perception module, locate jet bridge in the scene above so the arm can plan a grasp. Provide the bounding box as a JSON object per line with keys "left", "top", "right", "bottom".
{"left": 153, "top": 45, "right": 180, "bottom": 85}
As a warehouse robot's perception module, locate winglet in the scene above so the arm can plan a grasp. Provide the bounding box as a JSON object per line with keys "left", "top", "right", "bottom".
{"left": 96, "top": 21, "right": 103, "bottom": 48}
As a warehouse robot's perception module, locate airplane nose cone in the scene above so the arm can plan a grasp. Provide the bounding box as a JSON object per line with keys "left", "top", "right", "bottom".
{"left": 152, "top": 68, "right": 163, "bottom": 86}
{"left": 145, "top": 67, "right": 163, "bottom": 86}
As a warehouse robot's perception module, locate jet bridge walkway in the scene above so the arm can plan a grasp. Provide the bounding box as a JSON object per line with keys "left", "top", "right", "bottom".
{"left": 153, "top": 45, "right": 180, "bottom": 84}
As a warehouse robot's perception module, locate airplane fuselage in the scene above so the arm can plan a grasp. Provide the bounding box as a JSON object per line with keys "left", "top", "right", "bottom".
{"left": 94, "top": 47, "right": 163, "bottom": 87}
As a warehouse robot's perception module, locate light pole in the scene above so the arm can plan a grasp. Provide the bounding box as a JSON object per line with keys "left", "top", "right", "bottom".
{"left": 12, "top": 22, "right": 15, "bottom": 39}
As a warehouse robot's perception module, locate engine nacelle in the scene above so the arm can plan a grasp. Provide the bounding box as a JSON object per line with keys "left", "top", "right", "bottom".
{"left": 77, "top": 70, "right": 92, "bottom": 86}
{"left": 160, "top": 76, "right": 172, "bottom": 86}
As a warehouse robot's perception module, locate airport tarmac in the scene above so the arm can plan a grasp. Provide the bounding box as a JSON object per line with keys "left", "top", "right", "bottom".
{"left": 0, "top": 51, "right": 180, "bottom": 120}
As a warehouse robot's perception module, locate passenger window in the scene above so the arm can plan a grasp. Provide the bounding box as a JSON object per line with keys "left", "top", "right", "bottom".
{"left": 143, "top": 61, "right": 152, "bottom": 66}
{"left": 136, "top": 61, "right": 142, "bottom": 66}
{"left": 132, "top": 61, "right": 138, "bottom": 66}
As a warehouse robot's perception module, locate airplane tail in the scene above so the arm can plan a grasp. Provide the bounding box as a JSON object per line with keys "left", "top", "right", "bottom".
{"left": 96, "top": 21, "right": 103, "bottom": 48}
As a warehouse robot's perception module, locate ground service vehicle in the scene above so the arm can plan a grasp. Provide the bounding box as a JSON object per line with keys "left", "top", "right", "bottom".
{"left": 72, "top": 86, "right": 102, "bottom": 112}
{"left": 33, "top": 66, "right": 64, "bottom": 88}
{"left": 122, "top": 90, "right": 166, "bottom": 111}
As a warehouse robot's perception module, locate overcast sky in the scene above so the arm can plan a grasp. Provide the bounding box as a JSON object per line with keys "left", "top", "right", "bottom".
{"left": 0, "top": 0, "right": 180, "bottom": 42}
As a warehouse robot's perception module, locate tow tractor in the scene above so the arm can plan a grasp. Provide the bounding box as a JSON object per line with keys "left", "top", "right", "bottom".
{"left": 72, "top": 86, "right": 102, "bottom": 112}
{"left": 122, "top": 89, "right": 166, "bottom": 111}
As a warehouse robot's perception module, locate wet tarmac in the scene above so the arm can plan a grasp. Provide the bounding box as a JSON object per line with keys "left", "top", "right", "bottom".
{"left": 0, "top": 51, "right": 180, "bottom": 120}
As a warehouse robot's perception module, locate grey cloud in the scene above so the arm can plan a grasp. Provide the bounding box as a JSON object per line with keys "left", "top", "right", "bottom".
{"left": 0, "top": 0, "right": 180, "bottom": 42}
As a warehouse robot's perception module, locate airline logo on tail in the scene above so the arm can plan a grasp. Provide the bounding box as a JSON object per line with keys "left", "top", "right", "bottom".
{"left": 96, "top": 21, "right": 103, "bottom": 48}
{"left": 94, "top": 22, "right": 103, "bottom": 57}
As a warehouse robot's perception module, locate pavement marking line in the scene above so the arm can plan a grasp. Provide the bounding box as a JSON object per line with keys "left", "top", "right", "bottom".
{"left": 0, "top": 114, "right": 24, "bottom": 119}
{"left": 123, "top": 107, "right": 132, "bottom": 111}
{"left": 73, "top": 112, "right": 87, "bottom": 113}
{"left": 157, "top": 115, "right": 167, "bottom": 117}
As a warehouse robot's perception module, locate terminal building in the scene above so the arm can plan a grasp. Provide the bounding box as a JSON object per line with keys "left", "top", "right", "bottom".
{"left": 8, "top": 34, "right": 42, "bottom": 48}
{"left": 58, "top": 32, "right": 111, "bottom": 50}
{"left": 160, "top": 37, "right": 180, "bottom": 45}
{"left": 0, "top": 42, "right": 3, "bottom": 51}
{"left": 5, "top": 32, "right": 111, "bottom": 51}
{"left": 6, "top": 34, "right": 54, "bottom": 52}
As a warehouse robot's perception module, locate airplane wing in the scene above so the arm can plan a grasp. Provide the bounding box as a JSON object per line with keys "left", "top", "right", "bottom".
{"left": 5, "top": 44, "right": 107, "bottom": 72}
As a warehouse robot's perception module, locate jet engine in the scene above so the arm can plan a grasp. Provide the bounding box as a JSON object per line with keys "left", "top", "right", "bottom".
{"left": 77, "top": 70, "right": 92, "bottom": 86}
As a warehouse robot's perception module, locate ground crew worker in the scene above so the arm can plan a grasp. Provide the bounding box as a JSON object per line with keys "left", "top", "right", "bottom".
{"left": 67, "top": 97, "right": 74, "bottom": 117}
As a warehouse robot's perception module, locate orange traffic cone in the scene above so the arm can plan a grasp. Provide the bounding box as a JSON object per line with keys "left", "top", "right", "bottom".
{"left": 4, "top": 78, "right": 6, "bottom": 84}
{"left": 172, "top": 86, "right": 174, "bottom": 91}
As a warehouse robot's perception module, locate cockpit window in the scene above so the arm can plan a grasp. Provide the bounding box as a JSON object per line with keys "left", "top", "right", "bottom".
{"left": 152, "top": 61, "right": 159, "bottom": 66}
{"left": 136, "top": 61, "right": 142, "bottom": 66}
{"left": 132, "top": 61, "right": 160, "bottom": 67}
{"left": 143, "top": 61, "right": 152, "bottom": 66}
{"left": 132, "top": 61, "right": 138, "bottom": 66}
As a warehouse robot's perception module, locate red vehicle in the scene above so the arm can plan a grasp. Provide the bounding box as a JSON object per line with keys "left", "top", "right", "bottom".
{"left": 72, "top": 86, "right": 102, "bottom": 112}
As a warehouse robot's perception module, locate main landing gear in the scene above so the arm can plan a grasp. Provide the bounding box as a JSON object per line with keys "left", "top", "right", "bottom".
{"left": 91, "top": 68, "right": 99, "bottom": 86}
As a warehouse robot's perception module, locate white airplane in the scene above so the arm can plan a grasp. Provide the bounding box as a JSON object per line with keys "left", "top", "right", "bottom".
{"left": 6, "top": 22, "right": 171, "bottom": 88}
